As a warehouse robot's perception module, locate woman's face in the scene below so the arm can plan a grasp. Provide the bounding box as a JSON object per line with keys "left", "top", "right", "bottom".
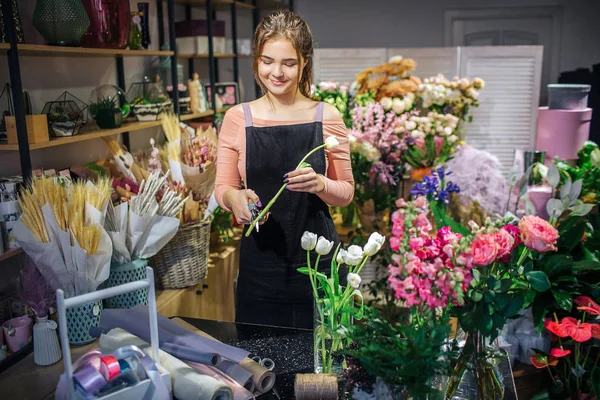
{"left": 258, "top": 38, "right": 303, "bottom": 96}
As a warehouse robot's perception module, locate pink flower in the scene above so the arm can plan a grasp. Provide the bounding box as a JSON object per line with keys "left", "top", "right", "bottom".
{"left": 434, "top": 136, "right": 445, "bottom": 155}
{"left": 391, "top": 210, "right": 405, "bottom": 224}
{"left": 413, "top": 196, "right": 428, "bottom": 209}
{"left": 409, "top": 237, "right": 425, "bottom": 251}
{"left": 392, "top": 221, "right": 404, "bottom": 237}
{"left": 437, "top": 226, "right": 461, "bottom": 245}
{"left": 501, "top": 224, "right": 522, "bottom": 248}
{"left": 470, "top": 233, "right": 498, "bottom": 266}
{"left": 494, "top": 229, "right": 515, "bottom": 260}
{"left": 519, "top": 215, "right": 559, "bottom": 253}
{"left": 389, "top": 236, "right": 401, "bottom": 251}
{"left": 395, "top": 198, "right": 407, "bottom": 208}
{"left": 415, "top": 138, "right": 425, "bottom": 150}
{"left": 414, "top": 213, "right": 430, "bottom": 229}
{"left": 443, "top": 243, "right": 454, "bottom": 258}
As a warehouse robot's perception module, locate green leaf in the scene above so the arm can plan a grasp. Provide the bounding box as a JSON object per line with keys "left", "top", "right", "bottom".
{"left": 569, "top": 179, "right": 583, "bottom": 203}
{"left": 472, "top": 291, "right": 483, "bottom": 302}
{"left": 571, "top": 200, "right": 595, "bottom": 217}
{"left": 547, "top": 163, "right": 560, "bottom": 188}
{"left": 526, "top": 271, "right": 551, "bottom": 292}
{"left": 559, "top": 177, "right": 572, "bottom": 201}
{"left": 296, "top": 267, "right": 311, "bottom": 275}
{"left": 551, "top": 289, "right": 573, "bottom": 311}
{"left": 546, "top": 198, "right": 564, "bottom": 220}
{"left": 542, "top": 254, "right": 573, "bottom": 277}
{"left": 572, "top": 260, "right": 600, "bottom": 272}
{"left": 317, "top": 275, "right": 335, "bottom": 300}
{"left": 472, "top": 269, "right": 482, "bottom": 284}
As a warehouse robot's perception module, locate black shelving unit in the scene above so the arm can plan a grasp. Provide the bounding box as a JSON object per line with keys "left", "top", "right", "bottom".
{"left": 0, "top": 0, "right": 291, "bottom": 181}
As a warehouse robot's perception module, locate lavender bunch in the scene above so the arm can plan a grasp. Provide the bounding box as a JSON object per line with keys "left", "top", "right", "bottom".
{"left": 17, "top": 258, "right": 54, "bottom": 318}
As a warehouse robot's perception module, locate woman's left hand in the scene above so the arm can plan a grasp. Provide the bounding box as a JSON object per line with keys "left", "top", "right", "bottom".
{"left": 284, "top": 167, "right": 325, "bottom": 194}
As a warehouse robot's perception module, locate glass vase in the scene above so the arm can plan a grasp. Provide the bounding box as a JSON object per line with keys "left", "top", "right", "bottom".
{"left": 314, "top": 298, "right": 349, "bottom": 376}
{"left": 445, "top": 332, "right": 505, "bottom": 400}
{"left": 81, "top": 0, "right": 130, "bottom": 49}
{"left": 128, "top": 12, "right": 142, "bottom": 50}
{"left": 32, "top": 0, "right": 90, "bottom": 46}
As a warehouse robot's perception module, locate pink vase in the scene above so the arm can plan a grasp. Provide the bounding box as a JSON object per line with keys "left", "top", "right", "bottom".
{"left": 528, "top": 186, "right": 553, "bottom": 220}
{"left": 536, "top": 107, "right": 592, "bottom": 163}
{"left": 80, "top": 0, "right": 131, "bottom": 49}
{"left": 2, "top": 316, "right": 33, "bottom": 353}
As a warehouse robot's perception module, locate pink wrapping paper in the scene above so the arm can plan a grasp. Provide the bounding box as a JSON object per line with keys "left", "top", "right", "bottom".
{"left": 189, "top": 362, "right": 255, "bottom": 400}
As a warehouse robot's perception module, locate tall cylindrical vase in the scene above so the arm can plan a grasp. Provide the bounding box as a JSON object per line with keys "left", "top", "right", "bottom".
{"left": 0, "top": 0, "right": 25, "bottom": 43}
{"left": 33, "top": 316, "right": 62, "bottom": 366}
{"left": 137, "top": 2, "right": 150, "bottom": 49}
{"left": 81, "top": 0, "right": 131, "bottom": 49}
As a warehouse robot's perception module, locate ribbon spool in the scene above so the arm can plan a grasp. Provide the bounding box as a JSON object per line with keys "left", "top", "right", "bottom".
{"left": 73, "top": 364, "right": 107, "bottom": 395}
{"left": 99, "top": 355, "right": 121, "bottom": 380}
{"left": 295, "top": 373, "right": 338, "bottom": 400}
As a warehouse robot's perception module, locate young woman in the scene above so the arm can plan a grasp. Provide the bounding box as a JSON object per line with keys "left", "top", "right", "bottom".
{"left": 215, "top": 10, "right": 354, "bottom": 329}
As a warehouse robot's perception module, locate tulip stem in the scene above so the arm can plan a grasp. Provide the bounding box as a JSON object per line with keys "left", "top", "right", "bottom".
{"left": 245, "top": 144, "right": 327, "bottom": 237}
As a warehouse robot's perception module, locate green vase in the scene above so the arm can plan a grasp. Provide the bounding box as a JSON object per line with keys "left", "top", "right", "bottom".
{"left": 32, "top": 0, "right": 90, "bottom": 46}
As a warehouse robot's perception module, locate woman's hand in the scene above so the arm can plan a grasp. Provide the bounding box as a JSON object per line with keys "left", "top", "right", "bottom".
{"left": 224, "top": 189, "right": 270, "bottom": 225}
{"left": 284, "top": 167, "right": 325, "bottom": 194}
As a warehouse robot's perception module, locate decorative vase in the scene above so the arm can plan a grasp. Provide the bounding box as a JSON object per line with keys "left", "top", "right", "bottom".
{"left": 96, "top": 108, "right": 123, "bottom": 129}
{"left": 445, "top": 332, "right": 505, "bottom": 400}
{"left": 81, "top": 0, "right": 131, "bottom": 49}
{"left": 2, "top": 316, "right": 33, "bottom": 352}
{"left": 0, "top": 0, "right": 25, "bottom": 43}
{"left": 103, "top": 259, "right": 149, "bottom": 309}
{"left": 33, "top": 315, "right": 61, "bottom": 366}
{"left": 528, "top": 186, "right": 553, "bottom": 220}
{"left": 32, "top": 0, "right": 90, "bottom": 46}
{"left": 314, "top": 298, "right": 349, "bottom": 376}
{"left": 137, "top": 2, "right": 150, "bottom": 49}
{"left": 128, "top": 12, "right": 142, "bottom": 50}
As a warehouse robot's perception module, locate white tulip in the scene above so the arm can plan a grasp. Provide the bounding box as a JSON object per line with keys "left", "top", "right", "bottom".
{"left": 347, "top": 273, "right": 361, "bottom": 289}
{"left": 364, "top": 232, "right": 386, "bottom": 256}
{"left": 344, "top": 245, "right": 364, "bottom": 266}
{"left": 325, "top": 136, "right": 340, "bottom": 149}
{"left": 301, "top": 231, "right": 317, "bottom": 251}
{"left": 315, "top": 236, "right": 334, "bottom": 255}
{"left": 380, "top": 97, "right": 393, "bottom": 111}
{"left": 336, "top": 249, "right": 347, "bottom": 265}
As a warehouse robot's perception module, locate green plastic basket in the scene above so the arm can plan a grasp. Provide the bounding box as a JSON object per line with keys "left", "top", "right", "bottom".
{"left": 104, "top": 259, "right": 149, "bottom": 309}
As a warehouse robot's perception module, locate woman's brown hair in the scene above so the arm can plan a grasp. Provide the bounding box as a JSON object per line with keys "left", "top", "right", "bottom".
{"left": 252, "top": 10, "right": 314, "bottom": 98}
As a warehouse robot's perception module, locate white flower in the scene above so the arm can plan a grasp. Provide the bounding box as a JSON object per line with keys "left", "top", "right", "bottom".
{"left": 444, "top": 126, "right": 453, "bottom": 136}
{"left": 405, "top": 120, "right": 417, "bottom": 131}
{"left": 403, "top": 97, "right": 413, "bottom": 110}
{"left": 389, "top": 55, "right": 403, "bottom": 62}
{"left": 344, "top": 245, "right": 364, "bottom": 266}
{"left": 411, "top": 130, "right": 425, "bottom": 139}
{"left": 301, "top": 231, "right": 317, "bottom": 251}
{"left": 363, "top": 232, "right": 386, "bottom": 256}
{"left": 336, "top": 249, "right": 347, "bottom": 265}
{"left": 392, "top": 98, "right": 405, "bottom": 114}
{"left": 315, "top": 236, "right": 334, "bottom": 255}
{"left": 347, "top": 273, "right": 361, "bottom": 289}
{"left": 325, "top": 136, "right": 340, "bottom": 149}
{"left": 380, "top": 97, "right": 393, "bottom": 111}
{"left": 448, "top": 135, "right": 458, "bottom": 144}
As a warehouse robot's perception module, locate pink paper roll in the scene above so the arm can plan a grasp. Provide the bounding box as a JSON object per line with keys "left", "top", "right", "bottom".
{"left": 536, "top": 107, "right": 592, "bottom": 161}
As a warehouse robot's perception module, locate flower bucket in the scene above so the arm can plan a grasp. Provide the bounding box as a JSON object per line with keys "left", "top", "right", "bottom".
{"left": 104, "top": 258, "right": 149, "bottom": 309}
{"left": 2, "top": 316, "right": 33, "bottom": 352}
{"left": 65, "top": 300, "right": 103, "bottom": 346}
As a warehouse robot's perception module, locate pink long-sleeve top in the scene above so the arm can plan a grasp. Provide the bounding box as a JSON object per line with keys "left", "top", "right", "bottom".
{"left": 215, "top": 106, "right": 355, "bottom": 211}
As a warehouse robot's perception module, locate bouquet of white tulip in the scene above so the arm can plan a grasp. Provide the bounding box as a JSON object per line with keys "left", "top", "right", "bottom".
{"left": 298, "top": 230, "right": 385, "bottom": 374}
{"left": 245, "top": 135, "right": 340, "bottom": 236}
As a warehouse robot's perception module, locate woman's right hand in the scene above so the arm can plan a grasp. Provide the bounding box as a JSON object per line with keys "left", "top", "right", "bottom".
{"left": 225, "top": 189, "right": 261, "bottom": 225}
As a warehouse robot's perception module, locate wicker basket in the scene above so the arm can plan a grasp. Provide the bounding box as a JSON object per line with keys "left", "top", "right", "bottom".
{"left": 150, "top": 218, "right": 212, "bottom": 289}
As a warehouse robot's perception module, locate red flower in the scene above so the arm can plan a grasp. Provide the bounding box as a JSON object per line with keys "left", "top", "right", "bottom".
{"left": 545, "top": 319, "right": 569, "bottom": 338}
{"left": 550, "top": 347, "right": 571, "bottom": 358}
{"left": 530, "top": 353, "right": 559, "bottom": 369}
{"left": 562, "top": 317, "right": 593, "bottom": 342}
{"left": 592, "top": 324, "right": 600, "bottom": 340}
{"left": 577, "top": 306, "right": 600, "bottom": 316}
{"left": 574, "top": 296, "right": 600, "bottom": 313}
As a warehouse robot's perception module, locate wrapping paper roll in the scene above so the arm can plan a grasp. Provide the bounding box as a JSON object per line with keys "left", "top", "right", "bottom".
{"left": 99, "top": 328, "right": 233, "bottom": 400}
{"left": 173, "top": 318, "right": 276, "bottom": 394}
{"left": 189, "top": 362, "right": 255, "bottom": 400}
{"left": 216, "top": 360, "right": 255, "bottom": 393}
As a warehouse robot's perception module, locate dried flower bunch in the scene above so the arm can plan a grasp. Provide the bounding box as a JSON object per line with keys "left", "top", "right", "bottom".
{"left": 355, "top": 57, "right": 421, "bottom": 101}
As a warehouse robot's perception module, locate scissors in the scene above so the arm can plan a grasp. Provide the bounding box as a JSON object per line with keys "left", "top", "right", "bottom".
{"left": 247, "top": 200, "right": 266, "bottom": 233}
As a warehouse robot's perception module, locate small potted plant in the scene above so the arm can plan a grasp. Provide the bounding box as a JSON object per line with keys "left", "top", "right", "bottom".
{"left": 90, "top": 96, "right": 124, "bottom": 129}
{"left": 42, "top": 92, "right": 86, "bottom": 137}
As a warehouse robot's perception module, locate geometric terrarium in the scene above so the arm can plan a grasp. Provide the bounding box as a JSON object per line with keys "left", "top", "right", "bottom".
{"left": 0, "top": 83, "right": 14, "bottom": 141}
{"left": 42, "top": 91, "right": 87, "bottom": 137}
{"left": 89, "top": 85, "right": 131, "bottom": 129}
{"left": 126, "top": 77, "right": 172, "bottom": 121}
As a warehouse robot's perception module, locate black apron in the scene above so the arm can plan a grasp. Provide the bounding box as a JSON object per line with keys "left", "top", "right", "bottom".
{"left": 236, "top": 102, "right": 339, "bottom": 329}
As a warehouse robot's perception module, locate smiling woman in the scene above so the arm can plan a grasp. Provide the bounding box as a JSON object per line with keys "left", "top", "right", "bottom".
{"left": 214, "top": 10, "right": 355, "bottom": 329}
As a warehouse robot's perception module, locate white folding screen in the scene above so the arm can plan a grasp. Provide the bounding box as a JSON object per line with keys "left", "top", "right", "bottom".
{"left": 313, "top": 48, "right": 387, "bottom": 84}
{"left": 313, "top": 45, "right": 544, "bottom": 175}
{"left": 386, "top": 47, "right": 459, "bottom": 80}
{"left": 458, "top": 46, "right": 543, "bottom": 175}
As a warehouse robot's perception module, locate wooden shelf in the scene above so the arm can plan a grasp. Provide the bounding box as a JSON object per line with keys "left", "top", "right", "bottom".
{"left": 0, "top": 43, "right": 173, "bottom": 57}
{"left": 174, "top": 0, "right": 256, "bottom": 9}
{"left": 0, "top": 248, "right": 23, "bottom": 263}
{"left": 0, "top": 119, "right": 164, "bottom": 151}
{"left": 180, "top": 110, "right": 215, "bottom": 121}
{"left": 178, "top": 53, "right": 237, "bottom": 59}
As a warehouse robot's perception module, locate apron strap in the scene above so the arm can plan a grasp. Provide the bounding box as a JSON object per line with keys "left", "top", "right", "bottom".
{"left": 242, "top": 103, "right": 253, "bottom": 127}
{"left": 315, "top": 102, "right": 324, "bottom": 122}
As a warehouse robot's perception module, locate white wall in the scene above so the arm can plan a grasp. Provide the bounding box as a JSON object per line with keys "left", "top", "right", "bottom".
{"left": 296, "top": 0, "right": 600, "bottom": 75}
